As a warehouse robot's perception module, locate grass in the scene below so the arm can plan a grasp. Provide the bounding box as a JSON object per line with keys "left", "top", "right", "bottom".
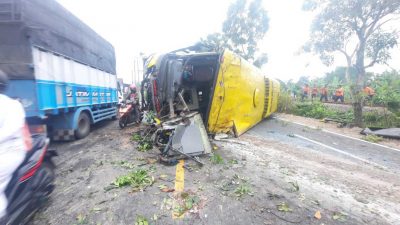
{"left": 277, "top": 202, "right": 292, "bottom": 212}
{"left": 234, "top": 183, "right": 253, "bottom": 197}
{"left": 220, "top": 174, "right": 253, "bottom": 199}
{"left": 210, "top": 153, "right": 224, "bottom": 164}
{"left": 131, "top": 133, "right": 153, "bottom": 152}
{"left": 362, "top": 134, "right": 383, "bottom": 143}
{"left": 289, "top": 101, "right": 400, "bottom": 128}
{"left": 75, "top": 214, "right": 88, "bottom": 225}
{"left": 113, "top": 169, "right": 154, "bottom": 191}
{"left": 137, "top": 139, "right": 153, "bottom": 152}
{"left": 134, "top": 215, "right": 149, "bottom": 225}
{"left": 132, "top": 133, "right": 142, "bottom": 141}
{"left": 173, "top": 192, "right": 201, "bottom": 216}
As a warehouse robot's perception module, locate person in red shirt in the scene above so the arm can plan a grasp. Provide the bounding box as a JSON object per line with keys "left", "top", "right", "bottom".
{"left": 311, "top": 86, "right": 318, "bottom": 101}
{"left": 301, "top": 84, "right": 310, "bottom": 101}
{"left": 320, "top": 85, "right": 328, "bottom": 102}
{"left": 363, "top": 85, "right": 375, "bottom": 100}
{"left": 334, "top": 85, "right": 344, "bottom": 103}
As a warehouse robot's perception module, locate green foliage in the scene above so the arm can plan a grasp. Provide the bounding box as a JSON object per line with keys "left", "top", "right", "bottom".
{"left": 362, "top": 134, "right": 383, "bottom": 143}
{"left": 210, "top": 153, "right": 224, "bottom": 164}
{"left": 304, "top": 0, "right": 400, "bottom": 68}
{"left": 277, "top": 202, "right": 292, "bottom": 212}
{"left": 134, "top": 216, "right": 149, "bottom": 225}
{"left": 173, "top": 192, "right": 201, "bottom": 216}
{"left": 278, "top": 90, "right": 295, "bottom": 113}
{"left": 132, "top": 133, "right": 142, "bottom": 141}
{"left": 293, "top": 102, "right": 335, "bottom": 119}
{"left": 304, "top": 0, "right": 400, "bottom": 126}
{"left": 201, "top": 0, "right": 269, "bottom": 67}
{"left": 75, "top": 214, "right": 88, "bottom": 225}
{"left": 113, "top": 169, "right": 154, "bottom": 191}
{"left": 363, "top": 111, "right": 400, "bottom": 128}
{"left": 132, "top": 132, "right": 153, "bottom": 152}
{"left": 372, "top": 70, "right": 400, "bottom": 111}
{"left": 137, "top": 139, "right": 153, "bottom": 152}
{"left": 234, "top": 183, "right": 253, "bottom": 197}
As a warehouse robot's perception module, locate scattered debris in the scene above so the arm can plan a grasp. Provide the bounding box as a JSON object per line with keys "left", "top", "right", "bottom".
{"left": 158, "top": 184, "right": 174, "bottom": 192}
{"left": 277, "top": 202, "right": 292, "bottom": 212}
{"left": 228, "top": 159, "right": 239, "bottom": 164}
{"left": 113, "top": 169, "right": 154, "bottom": 191}
{"left": 137, "top": 139, "right": 153, "bottom": 152}
{"left": 314, "top": 210, "right": 321, "bottom": 219}
{"left": 361, "top": 134, "right": 383, "bottom": 143}
{"left": 112, "top": 160, "right": 135, "bottom": 169}
{"left": 132, "top": 133, "right": 142, "bottom": 141}
{"left": 172, "top": 192, "right": 202, "bottom": 217}
{"left": 210, "top": 153, "right": 224, "bottom": 164}
{"left": 220, "top": 174, "right": 253, "bottom": 199}
{"left": 287, "top": 133, "right": 295, "bottom": 138}
{"left": 288, "top": 181, "right": 300, "bottom": 192}
{"left": 76, "top": 214, "right": 88, "bottom": 224}
{"left": 234, "top": 183, "right": 253, "bottom": 198}
{"left": 214, "top": 133, "right": 229, "bottom": 140}
{"left": 332, "top": 211, "right": 347, "bottom": 222}
{"left": 311, "top": 200, "right": 320, "bottom": 206}
{"left": 134, "top": 215, "right": 149, "bottom": 225}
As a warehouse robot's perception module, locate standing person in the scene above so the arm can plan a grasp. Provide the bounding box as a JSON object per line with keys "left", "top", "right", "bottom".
{"left": 334, "top": 85, "right": 344, "bottom": 103}
{"left": 311, "top": 86, "right": 318, "bottom": 101}
{"left": 0, "top": 71, "right": 31, "bottom": 222}
{"left": 320, "top": 85, "right": 328, "bottom": 102}
{"left": 301, "top": 84, "right": 310, "bottom": 101}
{"left": 126, "top": 84, "right": 141, "bottom": 123}
{"left": 363, "top": 84, "right": 375, "bottom": 100}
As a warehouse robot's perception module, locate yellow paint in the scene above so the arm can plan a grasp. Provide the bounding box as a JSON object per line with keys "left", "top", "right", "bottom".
{"left": 207, "top": 50, "right": 280, "bottom": 136}
{"left": 172, "top": 159, "right": 185, "bottom": 219}
{"left": 174, "top": 159, "right": 185, "bottom": 191}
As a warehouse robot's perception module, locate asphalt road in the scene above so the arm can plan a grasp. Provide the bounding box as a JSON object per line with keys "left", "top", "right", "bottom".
{"left": 31, "top": 117, "right": 400, "bottom": 225}
{"left": 248, "top": 117, "right": 400, "bottom": 172}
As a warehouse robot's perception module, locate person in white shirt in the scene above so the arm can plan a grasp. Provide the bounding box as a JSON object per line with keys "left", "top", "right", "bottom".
{"left": 0, "top": 70, "right": 31, "bottom": 220}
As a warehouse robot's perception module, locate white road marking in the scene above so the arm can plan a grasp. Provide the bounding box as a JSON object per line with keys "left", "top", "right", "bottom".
{"left": 295, "top": 134, "right": 387, "bottom": 169}
{"left": 276, "top": 117, "right": 400, "bottom": 153}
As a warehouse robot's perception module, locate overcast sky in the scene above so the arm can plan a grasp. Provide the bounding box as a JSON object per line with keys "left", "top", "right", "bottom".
{"left": 57, "top": 0, "right": 399, "bottom": 83}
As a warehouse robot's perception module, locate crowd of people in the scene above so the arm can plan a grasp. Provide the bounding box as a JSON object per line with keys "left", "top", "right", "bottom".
{"left": 296, "top": 83, "right": 375, "bottom": 103}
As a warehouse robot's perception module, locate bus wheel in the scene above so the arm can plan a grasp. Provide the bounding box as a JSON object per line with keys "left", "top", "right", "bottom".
{"left": 75, "top": 112, "right": 91, "bottom": 139}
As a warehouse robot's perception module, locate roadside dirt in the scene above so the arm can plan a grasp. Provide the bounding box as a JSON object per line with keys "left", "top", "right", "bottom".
{"left": 277, "top": 113, "right": 400, "bottom": 149}
{"left": 31, "top": 117, "right": 400, "bottom": 225}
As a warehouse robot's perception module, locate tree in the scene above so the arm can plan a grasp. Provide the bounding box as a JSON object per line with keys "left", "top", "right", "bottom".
{"left": 304, "top": 0, "right": 400, "bottom": 126}
{"left": 201, "top": 0, "right": 269, "bottom": 68}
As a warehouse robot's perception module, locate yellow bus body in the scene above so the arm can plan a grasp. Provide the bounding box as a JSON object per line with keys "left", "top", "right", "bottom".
{"left": 207, "top": 50, "right": 280, "bottom": 136}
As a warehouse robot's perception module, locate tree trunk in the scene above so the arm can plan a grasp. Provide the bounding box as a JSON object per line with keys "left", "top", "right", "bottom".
{"left": 353, "top": 101, "right": 363, "bottom": 126}
{"left": 352, "top": 40, "right": 366, "bottom": 127}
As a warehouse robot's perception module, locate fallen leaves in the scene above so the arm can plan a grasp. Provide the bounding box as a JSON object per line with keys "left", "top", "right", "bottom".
{"left": 332, "top": 211, "right": 347, "bottom": 222}
{"left": 314, "top": 210, "right": 321, "bottom": 219}
{"left": 277, "top": 202, "right": 292, "bottom": 212}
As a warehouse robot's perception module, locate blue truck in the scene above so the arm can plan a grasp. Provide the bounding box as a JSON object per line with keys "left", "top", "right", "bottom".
{"left": 0, "top": 0, "right": 118, "bottom": 140}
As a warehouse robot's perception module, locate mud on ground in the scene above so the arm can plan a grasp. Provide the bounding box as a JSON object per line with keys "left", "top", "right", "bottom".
{"left": 31, "top": 117, "right": 400, "bottom": 225}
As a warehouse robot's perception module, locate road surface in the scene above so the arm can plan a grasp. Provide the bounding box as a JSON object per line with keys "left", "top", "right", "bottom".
{"left": 31, "top": 115, "right": 400, "bottom": 225}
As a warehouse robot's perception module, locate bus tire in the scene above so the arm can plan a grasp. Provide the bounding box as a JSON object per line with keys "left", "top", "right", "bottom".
{"left": 75, "top": 112, "right": 91, "bottom": 139}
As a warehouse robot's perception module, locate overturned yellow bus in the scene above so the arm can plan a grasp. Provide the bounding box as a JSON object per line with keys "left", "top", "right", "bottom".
{"left": 141, "top": 46, "right": 280, "bottom": 136}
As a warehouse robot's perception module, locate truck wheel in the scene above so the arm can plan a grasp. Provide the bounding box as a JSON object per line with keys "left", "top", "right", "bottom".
{"left": 75, "top": 112, "right": 91, "bottom": 139}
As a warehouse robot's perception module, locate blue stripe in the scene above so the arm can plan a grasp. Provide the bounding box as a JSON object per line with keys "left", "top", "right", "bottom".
{"left": 36, "top": 79, "right": 117, "bottom": 111}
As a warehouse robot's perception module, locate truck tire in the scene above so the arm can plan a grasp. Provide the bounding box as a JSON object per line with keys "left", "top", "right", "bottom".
{"left": 75, "top": 112, "right": 91, "bottom": 139}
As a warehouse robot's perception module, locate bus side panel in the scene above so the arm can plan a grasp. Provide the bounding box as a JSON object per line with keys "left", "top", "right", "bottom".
{"left": 207, "top": 50, "right": 266, "bottom": 136}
